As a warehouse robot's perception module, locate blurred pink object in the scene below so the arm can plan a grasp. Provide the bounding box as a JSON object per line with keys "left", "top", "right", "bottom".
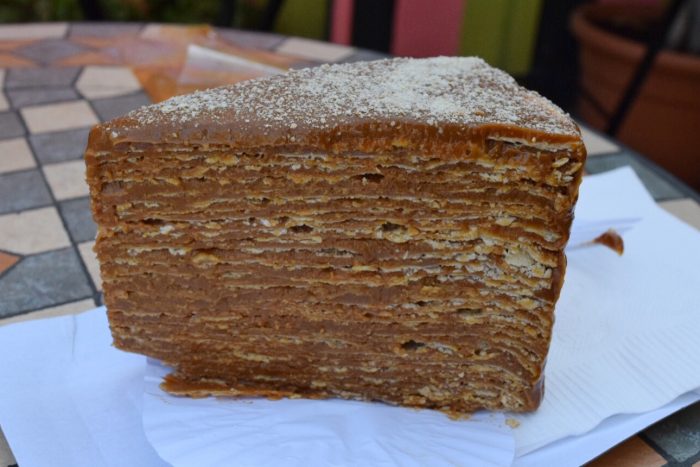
{"left": 330, "top": 0, "right": 355, "bottom": 45}
{"left": 597, "top": 0, "right": 662, "bottom": 4}
{"left": 391, "top": 0, "right": 465, "bottom": 57}
{"left": 330, "top": 0, "right": 466, "bottom": 57}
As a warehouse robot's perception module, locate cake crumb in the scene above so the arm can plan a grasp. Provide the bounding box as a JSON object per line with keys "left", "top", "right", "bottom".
{"left": 506, "top": 418, "right": 521, "bottom": 428}
{"left": 447, "top": 411, "right": 472, "bottom": 421}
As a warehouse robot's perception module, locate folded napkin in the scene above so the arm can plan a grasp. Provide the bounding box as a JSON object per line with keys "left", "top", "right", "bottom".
{"left": 143, "top": 360, "right": 515, "bottom": 467}
{"left": 0, "top": 310, "right": 168, "bottom": 467}
{"left": 512, "top": 167, "right": 700, "bottom": 454}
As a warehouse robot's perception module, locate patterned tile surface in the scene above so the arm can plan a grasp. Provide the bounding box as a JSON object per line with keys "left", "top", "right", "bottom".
{"left": 91, "top": 91, "right": 150, "bottom": 121}
{"left": 0, "top": 207, "right": 70, "bottom": 254}
{"left": 646, "top": 403, "right": 700, "bottom": 463}
{"left": 16, "top": 39, "right": 89, "bottom": 65}
{"left": 7, "top": 87, "right": 79, "bottom": 107}
{"left": 216, "top": 29, "right": 286, "bottom": 51}
{"left": 660, "top": 199, "right": 700, "bottom": 231}
{"left": 69, "top": 23, "right": 143, "bottom": 38}
{"left": 276, "top": 37, "right": 355, "bottom": 62}
{"left": 585, "top": 152, "right": 686, "bottom": 202}
{"left": 29, "top": 127, "right": 91, "bottom": 164}
{"left": 580, "top": 125, "right": 620, "bottom": 157}
{"left": 589, "top": 436, "right": 666, "bottom": 467}
{"left": 0, "top": 111, "right": 24, "bottom": 139}
{"left": 340, "top": 48, "right": 390, "bottom": 64}
{"left": 59, "top": 197, "right": 97, "bottom": 243}
{"left": 0, "top": 21, "right": 698, "bottom": 467}
{"left": 43, "top": 159, "right": 89, "bottom": 200}
{"left": 0, "top": 428, "right": 15, "bottom": 467}
{"left": 0, "top": 298, "right": 95, "bottom": 327}
{"left": 78, "top": 240, "right": 101, "bottom": 291}
{"left": 76, "top": 65, "right": 141, "bottom": 99}
{"left": 0, "top": 251, "right": 19, "bottom": 275}
{"left": 20, "top": 100, "right": 98, "bottom": 134}
{"left": 0, "top": 138, "right": 35, "bottom": 174}
{"left": 0, "top": 170, "right": 52, "bottom": 214}
{"left": 0, "top": 70, "right": 7, "bottom": 111}
{"left": 0, "top": 23, "right": 67, "bottom": 41}
{"left": 0, "top": 247, "right": 92, "bottom": 318}
{"left": 5, "top": 66, "right": 80, "bottom": 89}
{"left": 0, "top": 53, "right": 35, "bottom": 68}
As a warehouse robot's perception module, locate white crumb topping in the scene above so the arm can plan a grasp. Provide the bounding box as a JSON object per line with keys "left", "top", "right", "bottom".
{"left": 120, "top": 57, "right": 578, "bottom": 137}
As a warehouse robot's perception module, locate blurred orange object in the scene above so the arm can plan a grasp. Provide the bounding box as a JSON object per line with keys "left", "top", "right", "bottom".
{"left": 128, "top": 25, "right": 299, "bottom": 102}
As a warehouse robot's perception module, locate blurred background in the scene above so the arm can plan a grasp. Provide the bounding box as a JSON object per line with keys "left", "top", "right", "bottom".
{"left": 1, "top": 4, "right": 700, "bottom": 466}
{"left": 1, "top": 0, "right": 699, "bottom": 188}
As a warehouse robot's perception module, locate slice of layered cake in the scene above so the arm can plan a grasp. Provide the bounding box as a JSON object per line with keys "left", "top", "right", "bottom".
{"left": 86, "top": 57, "right": 585, "bottom": 413}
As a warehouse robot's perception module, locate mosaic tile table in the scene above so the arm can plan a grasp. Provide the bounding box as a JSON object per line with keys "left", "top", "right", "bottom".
{"left": 1, "top": 22, "right": 699, "bottom": 467}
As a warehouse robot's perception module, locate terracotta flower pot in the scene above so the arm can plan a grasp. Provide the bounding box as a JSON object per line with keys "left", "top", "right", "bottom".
{"left": 571, "top": 3, "right": 700, "bottom": 190}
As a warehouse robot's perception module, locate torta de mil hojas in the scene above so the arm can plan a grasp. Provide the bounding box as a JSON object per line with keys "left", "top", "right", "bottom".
{"left": 85, "top": 57, "right": 586, "bottom": 413}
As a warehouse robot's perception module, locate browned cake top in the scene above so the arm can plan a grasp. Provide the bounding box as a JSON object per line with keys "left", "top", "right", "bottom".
{"left": 97, "top": 57, "right": 581, "bottom": 151}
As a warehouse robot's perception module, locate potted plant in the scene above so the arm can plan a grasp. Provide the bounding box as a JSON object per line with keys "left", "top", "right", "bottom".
{"left": 571, "top": 1, "right": 700, "bottom": 190}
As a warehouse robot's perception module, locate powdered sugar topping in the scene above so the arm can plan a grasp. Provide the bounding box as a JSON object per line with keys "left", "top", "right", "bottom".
{"left": 123, "top": 57, "right": 578, "bottom": 138}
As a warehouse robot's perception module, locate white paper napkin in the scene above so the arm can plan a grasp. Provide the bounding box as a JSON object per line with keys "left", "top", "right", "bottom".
{"left": 512, "top": 167, "right": 700, "bottom": 454}
{"left": 515, "top": 391, "right": 700, "bottom": 467}
{"left": 0, "top": 309, "right": 168, "bottom": 467}
{"left": 143, "top": 360, "right": 515, "bottom": 467}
